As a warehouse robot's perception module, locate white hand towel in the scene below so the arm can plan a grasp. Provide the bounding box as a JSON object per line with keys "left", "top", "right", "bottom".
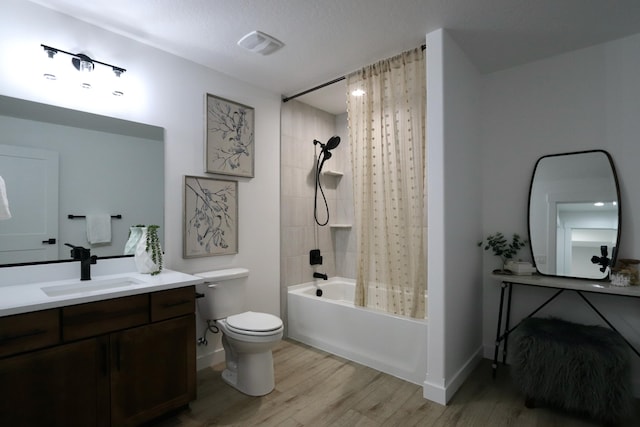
{"left": 0, "top": 176, "right": 11, "bottom": 220}
{"left": 86, "top": 214, "right": 112, "bottom": 244}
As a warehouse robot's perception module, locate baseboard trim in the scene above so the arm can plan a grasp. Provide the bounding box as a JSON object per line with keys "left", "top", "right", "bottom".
{"left": 423, "top": 346, "right": 483, "bottom": 405}
{"left": 196, "top": 347, "right": 225, "bottom": 371}
{"left": 423, "top": 378, "right": 447, "bottom": 405}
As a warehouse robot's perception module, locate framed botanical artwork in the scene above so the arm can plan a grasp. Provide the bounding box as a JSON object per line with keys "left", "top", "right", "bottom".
{"left": 205, "top": 93, "right": 255, "bottom": 178}
{"left": 183, "top": 175, "right": 238, "bottom": 258}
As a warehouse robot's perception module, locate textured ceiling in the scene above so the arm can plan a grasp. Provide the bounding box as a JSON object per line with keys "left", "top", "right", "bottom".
{"left": 28, "top": 0, "right": 640, "bottom": 114}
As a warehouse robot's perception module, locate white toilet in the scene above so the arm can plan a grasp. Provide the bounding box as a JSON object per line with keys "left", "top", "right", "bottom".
{"left": 196, "top": 268, "right": 283, "bottom": 396}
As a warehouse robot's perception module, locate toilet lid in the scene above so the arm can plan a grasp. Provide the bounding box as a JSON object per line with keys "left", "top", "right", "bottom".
{"left": 226, "top": 311, "right": 283, "bottom": 332}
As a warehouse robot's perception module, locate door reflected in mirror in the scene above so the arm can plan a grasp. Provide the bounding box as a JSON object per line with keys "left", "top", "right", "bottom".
{"left": 528, "top": 150, "right": 620, "bottom": 280}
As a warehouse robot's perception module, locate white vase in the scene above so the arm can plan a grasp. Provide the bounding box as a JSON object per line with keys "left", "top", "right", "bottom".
{"left": 124, "top": 226, "right": 144, "bottom": 255}
{"left": 134, "top": 226, "right": 162, "bottom": 275}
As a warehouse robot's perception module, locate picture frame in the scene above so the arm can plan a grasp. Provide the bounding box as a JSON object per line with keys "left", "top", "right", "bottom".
{"left": 183, "top": 175, "right": 238, "bottom": 258}
{"left": 205, "top": 93, "right": 255, "bottom": 178}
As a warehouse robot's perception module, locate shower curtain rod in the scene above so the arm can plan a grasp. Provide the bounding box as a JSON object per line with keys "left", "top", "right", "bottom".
{"left": 282, "top": 44, "right": 426, "bottom": 103}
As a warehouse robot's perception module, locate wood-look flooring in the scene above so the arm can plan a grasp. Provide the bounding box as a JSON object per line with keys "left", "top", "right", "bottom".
{"left": 151, "top": 339, "right": 640, "bottom": 427}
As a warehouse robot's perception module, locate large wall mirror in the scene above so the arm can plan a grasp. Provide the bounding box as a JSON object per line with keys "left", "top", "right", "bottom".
{"left": 0, "top": 95, "right": 164, "bottom": 267}
{"left": 528, "top": 150, "right": 620, "bottom": 280}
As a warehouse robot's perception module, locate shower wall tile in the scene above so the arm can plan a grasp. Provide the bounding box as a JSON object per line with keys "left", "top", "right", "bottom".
{"left": 302, "top": 226, "right": 315, "bottom": 252}
{"left": 317, "top": 226, "right": 333, "bottom": 252}
{"left": 283, "top": 255, "right": 302, "bottom": 287}
{"left": 282, "top": 226, "right": 305, "bottom": 257}
{"left": 335, "top": 228, "right": 355, "bottom": 276}
{"left": 295, "top": 167, "right": 312, "bottom": 197}
{"left": 280, "top": 134, "right": 298, "bottom": 168}
{"left": 335, "top": 202, "right": 349, "bottom": 225}
{"left": 295, "top": 198, "right": 311, "bottom": 227}
{"left": 289, "top": 107, "right": 307, "bottom": 139}
{"left": 300, "top": 255, "right": 316, "bottom": 284}
{"left": 280, "top": 104, "right": 294, "bottom": 136}
{"left": 281, "top": 198, "right": 293, "bottom": 227}
{"left": 281, "top": 100, "right": 351, "bottom": 320}
{"left": 281, "top": 168, "right": 294, "bottom": 197}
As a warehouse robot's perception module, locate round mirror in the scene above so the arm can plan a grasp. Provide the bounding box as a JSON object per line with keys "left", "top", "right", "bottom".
{"left": 528, "top": 150, "right": 620, "bottom": 280}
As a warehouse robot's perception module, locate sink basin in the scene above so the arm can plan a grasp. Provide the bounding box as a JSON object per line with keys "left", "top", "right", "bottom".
{"left": 41, "top": 277, "right": 145, "bottom": 297}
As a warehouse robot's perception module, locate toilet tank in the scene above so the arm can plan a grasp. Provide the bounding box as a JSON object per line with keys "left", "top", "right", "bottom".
{"left": 195, "top": 268, "right": 250, "bottom": 320}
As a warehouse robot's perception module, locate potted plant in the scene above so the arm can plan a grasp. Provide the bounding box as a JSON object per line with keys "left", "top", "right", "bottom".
{"left": 124, "top": 224, "right": 145, "bottom": 255}
{"left": 132, "top": 224, "right": 163, "bottom": 275}
{"left": 478, "top": 232, "right": 528, "bottom": 273}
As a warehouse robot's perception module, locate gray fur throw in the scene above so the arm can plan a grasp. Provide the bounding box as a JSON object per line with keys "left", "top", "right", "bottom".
{"left": 510, "top": 317, "right": 633, "bottom": 423}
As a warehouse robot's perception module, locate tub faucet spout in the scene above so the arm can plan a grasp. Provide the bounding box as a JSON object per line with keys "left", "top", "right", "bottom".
{"left": 313, "top": 272, "right": 328, "bottom": 280}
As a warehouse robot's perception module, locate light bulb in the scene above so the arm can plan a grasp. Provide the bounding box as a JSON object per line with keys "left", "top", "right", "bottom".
{"left": 112, "top": 69, "right": 124, "bottom": 96}
{"left": 79, "top": 60, "right": 93, "bottom": 89}
{"left": 43, "top": 49, "right": 58, "bottom": 80}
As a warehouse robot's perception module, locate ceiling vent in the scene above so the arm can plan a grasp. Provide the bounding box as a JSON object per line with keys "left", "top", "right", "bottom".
{"left": 237, "top": 31, "right": 284, "bottom": 55}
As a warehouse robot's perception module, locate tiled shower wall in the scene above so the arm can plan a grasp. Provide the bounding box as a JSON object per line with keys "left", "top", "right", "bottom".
{"left": 280, "top": 100, "right": 356, "bottom": 320}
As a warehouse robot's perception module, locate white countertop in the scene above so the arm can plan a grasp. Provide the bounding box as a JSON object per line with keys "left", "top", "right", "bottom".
{"left": 0, "top": 269, "right": 204, "bottom": 317}
{"left": 491, "top": 273, "right": 640, "bottom": 298}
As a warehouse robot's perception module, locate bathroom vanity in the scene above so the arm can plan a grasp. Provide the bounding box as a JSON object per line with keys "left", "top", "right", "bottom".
{"left": 0, "top": 94, "right": 202, "bottom": 425}
{"left": 0, "top": 269, "right": 202, "bottom": 427}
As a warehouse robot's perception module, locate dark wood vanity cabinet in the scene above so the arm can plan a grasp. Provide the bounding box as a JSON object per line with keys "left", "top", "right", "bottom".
{"left": 111, "top": 314, "right": 195, "bottom": 426}
{"left": 0, "top": 286, "right": 196, "bottom": 427}
{"left": 0, "top": 335, "right": 110, "bottom": 427}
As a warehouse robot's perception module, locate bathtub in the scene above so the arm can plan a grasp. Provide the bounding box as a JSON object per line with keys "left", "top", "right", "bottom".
{"left": 287, "top": 277, "right": 427, "bottom": 385}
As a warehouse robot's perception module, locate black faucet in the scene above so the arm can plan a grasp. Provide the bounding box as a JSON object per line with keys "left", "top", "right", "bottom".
{"left": 65, "top": 243, "right": 98, "bottom": 281}
{"left": 313, "top": 272, "right": 328, "bottom": 280}
{"left": 591, "top": 245, "right": 611, "bottom": 273}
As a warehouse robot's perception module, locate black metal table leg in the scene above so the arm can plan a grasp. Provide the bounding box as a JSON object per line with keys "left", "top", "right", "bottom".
{"left": 492, "top": 281, "right": 508, "bottom": 378}
{"left": 502, "top": 282, "right": 513, "bottom": 364}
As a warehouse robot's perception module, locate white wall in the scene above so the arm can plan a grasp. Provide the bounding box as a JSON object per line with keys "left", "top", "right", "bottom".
{"left": 0, "top": 0, "right": 281, "bottom": 369}
{"left": 424, "top": 29, "right": 483, "bottom": 404}
{"left": 481, "top": 33, "right": 640, "bottom": 392}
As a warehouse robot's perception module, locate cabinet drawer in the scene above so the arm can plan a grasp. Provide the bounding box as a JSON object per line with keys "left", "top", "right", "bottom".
{"left": 151, "top": 286, "right": 195, "bottom": 322}
{"left": 62, "top": 295, "right": 149, "bottom": 341}
{"left": 0, "top": 309, "right": 60, "bottom": 358}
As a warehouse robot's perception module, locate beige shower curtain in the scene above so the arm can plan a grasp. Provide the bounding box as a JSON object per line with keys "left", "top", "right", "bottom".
{"left": 346, "top": 47, "right": 426, "bottom": 318}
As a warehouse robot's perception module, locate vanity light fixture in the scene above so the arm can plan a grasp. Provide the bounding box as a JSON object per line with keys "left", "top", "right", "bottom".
{"left": 594, "top": 202, "right": 605, "bottom": 207}
{"left": 41, "top": 44, "right": 126, "bottom": 96}
{"left": 351, "top": 89, "right": 366, "bottom": 97}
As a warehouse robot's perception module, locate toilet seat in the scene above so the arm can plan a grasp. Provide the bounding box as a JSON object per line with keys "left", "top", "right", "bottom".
{"left": 225, "top": 311, "right": 283, "bottom": 336}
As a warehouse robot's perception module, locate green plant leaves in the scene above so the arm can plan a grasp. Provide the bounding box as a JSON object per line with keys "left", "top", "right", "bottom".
{"left": 479, "top": 232, "right": 528, "bottom": 263}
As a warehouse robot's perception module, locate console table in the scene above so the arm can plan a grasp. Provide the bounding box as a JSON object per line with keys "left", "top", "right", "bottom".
{"left": 491, "top": 273, "right": 640, "bottom": 377}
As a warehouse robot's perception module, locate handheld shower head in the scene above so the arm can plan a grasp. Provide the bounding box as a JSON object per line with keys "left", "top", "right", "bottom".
{"left": 325, "top": 136, "right": 341, "bottom": 151}
{"left": 313, "top": 136, "right": 341, "bottom": 154}
{"left": 312, "top": 135, "right": 341, "bottom": 227}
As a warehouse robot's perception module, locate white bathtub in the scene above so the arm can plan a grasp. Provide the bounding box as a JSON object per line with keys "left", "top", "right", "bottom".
{"left": 287, "top": 277, "right": 427, "bottom": 385}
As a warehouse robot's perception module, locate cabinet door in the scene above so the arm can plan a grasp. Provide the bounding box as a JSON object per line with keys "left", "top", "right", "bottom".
{"left": 110, "top": 314, "right": 195, "bottom": 427}
{"left": 0, "top": 337, "right": 109, "bottom": 427}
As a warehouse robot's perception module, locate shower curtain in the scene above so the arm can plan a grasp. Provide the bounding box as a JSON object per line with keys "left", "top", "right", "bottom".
{"left": 346, "top": 47, "right": 426, "bottom": 318}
